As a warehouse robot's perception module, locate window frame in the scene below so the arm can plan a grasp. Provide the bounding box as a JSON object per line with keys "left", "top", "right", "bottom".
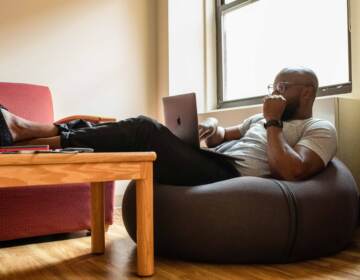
{"left": 215, "top": 0, "right": 352, "bottom": 109}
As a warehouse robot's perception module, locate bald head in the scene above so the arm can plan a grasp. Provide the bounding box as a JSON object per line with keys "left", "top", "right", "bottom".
{"left": 273, "top": 67, "right": 319, "bottom": 120}
{"left": 277, "top": 67, "right": 319, "bottom": 95}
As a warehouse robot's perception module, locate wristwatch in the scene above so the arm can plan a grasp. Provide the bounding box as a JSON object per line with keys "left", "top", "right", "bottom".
{"left": 264, "top": 119, "right": 283, "bottom": 129}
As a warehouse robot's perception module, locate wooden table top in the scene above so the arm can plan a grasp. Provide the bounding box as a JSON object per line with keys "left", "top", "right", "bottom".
{"left": 0, "top": 151, "right": 157, "bottom": 166}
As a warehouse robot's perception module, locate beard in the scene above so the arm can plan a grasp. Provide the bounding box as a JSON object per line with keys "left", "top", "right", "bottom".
{"left": 281, "top": 101, "right": 299, "bottom": 121}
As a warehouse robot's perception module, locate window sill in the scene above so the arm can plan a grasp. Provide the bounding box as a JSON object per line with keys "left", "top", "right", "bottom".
{"left": 199, "top": 95, "right": 341, "bottom": 126}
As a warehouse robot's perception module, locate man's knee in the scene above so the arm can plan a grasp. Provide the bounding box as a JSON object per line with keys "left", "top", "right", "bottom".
{"left": 136, "top": 115, "right": 164, "bottom": 131}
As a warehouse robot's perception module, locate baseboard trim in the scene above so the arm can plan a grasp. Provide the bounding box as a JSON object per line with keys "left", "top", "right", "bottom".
{"left": 115, "top": 194, "right": 123, "bottom": 208}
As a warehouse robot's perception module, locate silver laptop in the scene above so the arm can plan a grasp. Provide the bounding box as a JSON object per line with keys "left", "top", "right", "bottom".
{"left": 163, "top": 93, "right": 200, "bottom": 149}
{"left": 162, "top": 93, "right": 242, "bottom": 160}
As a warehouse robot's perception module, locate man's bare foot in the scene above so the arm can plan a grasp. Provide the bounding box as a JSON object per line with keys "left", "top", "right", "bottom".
{"left": 1, "top": 108, "right": 59, "bottom": 143}
{"left": 1, "top": 109, "right": 24, "bottom": 142}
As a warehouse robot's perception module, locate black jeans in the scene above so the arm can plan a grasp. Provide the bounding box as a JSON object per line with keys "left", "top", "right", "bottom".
{"left": 58, "top": 115, "right": 239, "bottom": 186}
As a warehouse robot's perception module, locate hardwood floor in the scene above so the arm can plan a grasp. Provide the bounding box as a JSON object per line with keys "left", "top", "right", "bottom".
{"left": 1, "top": 209, "right": 360, "bottom": 280}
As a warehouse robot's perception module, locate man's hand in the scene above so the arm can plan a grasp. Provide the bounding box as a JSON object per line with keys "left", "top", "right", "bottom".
{"left": 263, "top": 95, "right": 287, "bottom": 121}
{"left": 198, "top": 117, "right": 218, "bottom": 141}
{"left": 199, "top": 117, "right": 244, "bottom": 148}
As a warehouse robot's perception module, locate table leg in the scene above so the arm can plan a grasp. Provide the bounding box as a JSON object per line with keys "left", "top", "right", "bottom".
{"left": 136, "top": 162, "right": 154, "bottom": 276}
{"left": 91, "top": 182, "right": 105, "bottom": 254}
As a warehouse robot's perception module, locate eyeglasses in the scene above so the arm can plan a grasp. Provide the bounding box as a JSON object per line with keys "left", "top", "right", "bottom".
{"left": 267, "top": 82, "right": 313, "bottom": 94}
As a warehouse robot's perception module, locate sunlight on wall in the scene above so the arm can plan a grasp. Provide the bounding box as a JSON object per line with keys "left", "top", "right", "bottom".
{"left": 0, "top": 0, "right": 158, "bottom": 120}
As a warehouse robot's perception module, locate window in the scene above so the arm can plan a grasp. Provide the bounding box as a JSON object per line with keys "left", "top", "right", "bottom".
{"left": 216, "top": 0, "right": 351, "bottom": 108}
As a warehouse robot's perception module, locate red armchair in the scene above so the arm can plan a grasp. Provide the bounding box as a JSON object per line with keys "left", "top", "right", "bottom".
{"left": 0, "top": 82, "right": 115, "bottom": 241}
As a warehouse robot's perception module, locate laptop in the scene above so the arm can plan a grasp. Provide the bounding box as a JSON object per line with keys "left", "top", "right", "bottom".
{"left": 162, "top": 93, "right": 243, "bottom": 160}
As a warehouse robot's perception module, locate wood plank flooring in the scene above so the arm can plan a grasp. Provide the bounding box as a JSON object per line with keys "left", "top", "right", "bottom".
{"left": 1, "top": 208, "right": 360, "bottom": 280}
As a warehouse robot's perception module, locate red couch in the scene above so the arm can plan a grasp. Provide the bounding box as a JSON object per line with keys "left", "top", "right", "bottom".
{"left": 0, "top": 82, "right": 115, "bottom": 241}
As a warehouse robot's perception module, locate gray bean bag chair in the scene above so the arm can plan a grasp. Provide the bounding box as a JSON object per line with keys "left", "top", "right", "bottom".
{"left": 122, "top": 158, "right": 359, "bottom": 263}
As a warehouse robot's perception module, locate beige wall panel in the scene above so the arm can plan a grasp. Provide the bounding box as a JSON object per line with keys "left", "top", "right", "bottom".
{"left": 199, "top": 97, "right": 338, "bottom": 127}
{"left": 350, "top": 0, "right": 360, "bottom": 99}
{"left": 337, "top": 97, "right": 360, "bottom": 188}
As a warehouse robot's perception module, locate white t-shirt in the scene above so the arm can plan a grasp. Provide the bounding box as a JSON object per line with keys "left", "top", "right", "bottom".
{"left": 213, "top": 114, "right": 337, "bottom": 177}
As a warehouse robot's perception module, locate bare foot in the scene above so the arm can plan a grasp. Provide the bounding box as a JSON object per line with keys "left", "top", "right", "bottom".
{"left": 1, "top": 109, "right": 59, "bottom": 143}
{"left": 1, "top": 109, "right": 23, "bottom": 142}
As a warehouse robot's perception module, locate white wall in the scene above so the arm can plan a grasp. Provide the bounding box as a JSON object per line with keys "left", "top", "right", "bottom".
{"left": 167, "top": 0, "right": 206, "bottom": 113}
{"left": 156, "top": 0, "right": 169, "bottom": 122}
{"left": 0, "top": 0, "right": 158, "bottom": 198}
{"left": 0, "top": 0, "right": 157, "bottom": 120}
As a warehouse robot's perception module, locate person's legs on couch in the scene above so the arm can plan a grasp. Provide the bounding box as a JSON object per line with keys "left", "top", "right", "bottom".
{"left": 56, "top": 115, "right": 240, "bottom": 185}
{"left": 2, "top": 110, "right": 239, "bottom": 186}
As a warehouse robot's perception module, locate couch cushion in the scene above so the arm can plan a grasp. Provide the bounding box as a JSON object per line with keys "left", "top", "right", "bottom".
{"left": 0, "top": 182, "right": 114, "bottom": 241}
{"left": 0, "top": 82, "right": 54, "bottom": 123}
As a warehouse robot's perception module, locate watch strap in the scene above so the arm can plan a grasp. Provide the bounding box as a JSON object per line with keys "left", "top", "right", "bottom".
{"left": 264, "top": 119, "right": 283, "bottom": 129}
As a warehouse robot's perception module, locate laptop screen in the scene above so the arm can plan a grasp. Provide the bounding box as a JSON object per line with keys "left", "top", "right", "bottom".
{"left": 162, "top": 93, "right": 200, "bottom": 148}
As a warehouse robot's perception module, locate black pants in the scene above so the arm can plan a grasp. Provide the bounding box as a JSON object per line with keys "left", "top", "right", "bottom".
{"left": 58, "top": 115, "right": 239, "bottom": 186}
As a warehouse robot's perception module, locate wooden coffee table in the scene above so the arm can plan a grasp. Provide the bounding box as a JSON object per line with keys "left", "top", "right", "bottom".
{"left": 0, "top": 151, "right": 156, "bottom": 276}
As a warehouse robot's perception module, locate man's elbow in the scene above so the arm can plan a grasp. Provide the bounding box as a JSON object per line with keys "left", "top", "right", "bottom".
{"left": 271, "top": 164, "right": 306, "bottom": 181}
